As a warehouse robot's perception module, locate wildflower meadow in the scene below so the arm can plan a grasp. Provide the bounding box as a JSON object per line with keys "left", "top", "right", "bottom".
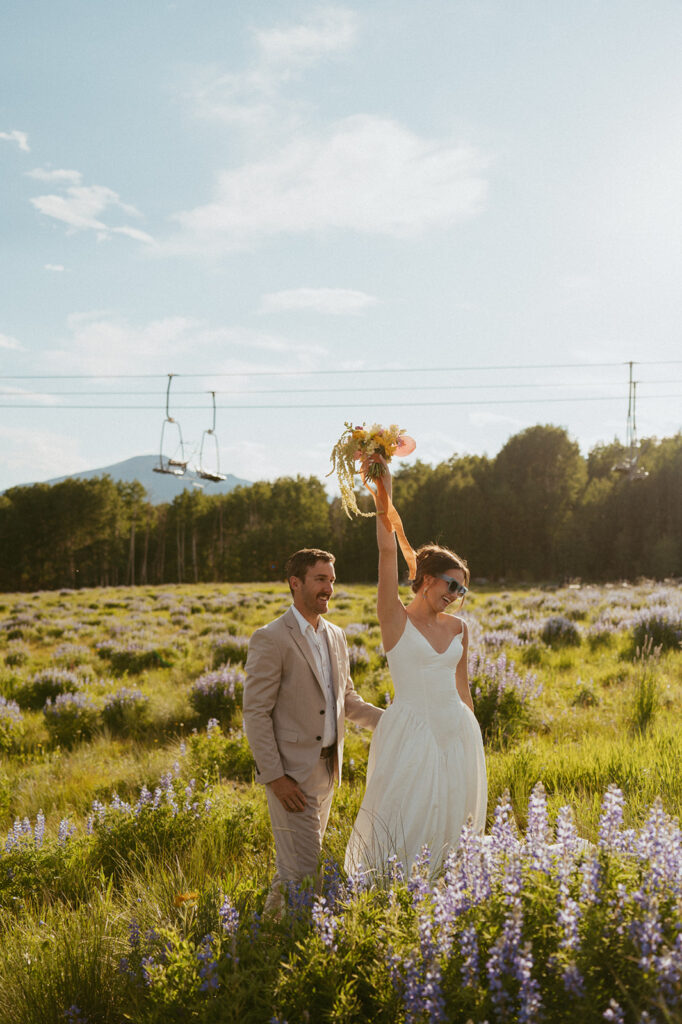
{"left": 0, "top": 578, "right": 681, "bottom": 1023}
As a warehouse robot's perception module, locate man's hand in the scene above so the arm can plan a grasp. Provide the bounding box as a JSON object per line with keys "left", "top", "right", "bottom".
{"left": 269, "top": 775, "right": 308, "bottom": 812}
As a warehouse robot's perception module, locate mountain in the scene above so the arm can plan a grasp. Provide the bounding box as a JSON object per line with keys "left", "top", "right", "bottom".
{"left": 35, "top": 454, "right": 251, "bottom": 505}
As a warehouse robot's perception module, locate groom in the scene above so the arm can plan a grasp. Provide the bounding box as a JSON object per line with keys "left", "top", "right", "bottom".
{"left": 243, "top": 548, "right": 382, "bottom": 913}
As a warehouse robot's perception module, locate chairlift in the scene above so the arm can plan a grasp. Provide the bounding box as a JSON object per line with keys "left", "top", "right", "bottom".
{"left": 153, "top": 374, "right": 188, "bottom": 476}
{"left": 197, "top": 391, "right": 226, "bottom": 482}
{"left": 612, "top": 367, "right": 649, "bottom": 481}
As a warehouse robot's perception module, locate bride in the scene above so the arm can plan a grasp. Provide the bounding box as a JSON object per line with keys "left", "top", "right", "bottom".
{"left": 345, "top": 459, "right": 487, "bottom": 877}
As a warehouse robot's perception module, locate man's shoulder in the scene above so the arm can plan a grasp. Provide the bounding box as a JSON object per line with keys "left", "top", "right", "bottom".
{"left": 250, "top": 608, "right": 295, "bottom": 642}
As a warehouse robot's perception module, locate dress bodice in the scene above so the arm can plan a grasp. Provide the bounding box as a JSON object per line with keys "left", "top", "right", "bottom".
{"left": 385, "top": 616, "right": 467, "bottom": 749}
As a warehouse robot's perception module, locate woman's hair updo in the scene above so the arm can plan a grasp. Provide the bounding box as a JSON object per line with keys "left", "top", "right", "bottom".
{"left": 410, "top": 543, "right": 470, "bottom": 593}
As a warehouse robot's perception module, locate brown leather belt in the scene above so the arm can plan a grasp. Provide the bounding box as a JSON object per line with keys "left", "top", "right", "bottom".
{"left": 320, "top": 744, "right": 335, "bottom": 759}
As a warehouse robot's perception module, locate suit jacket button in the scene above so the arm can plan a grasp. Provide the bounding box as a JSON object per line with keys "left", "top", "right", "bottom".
{"left": 319, "top": 709, "right": 325, "bottom": 714}
{"left": 316, "top": 735, "right": 322, "bottom": 741}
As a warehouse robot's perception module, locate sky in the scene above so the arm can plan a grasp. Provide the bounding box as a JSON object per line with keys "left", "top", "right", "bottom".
{"left": 1, "top": 0, "right": 681, "bottom": 495}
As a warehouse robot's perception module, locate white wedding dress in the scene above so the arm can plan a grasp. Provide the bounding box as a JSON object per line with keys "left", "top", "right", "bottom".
{"left": 345, "top": 616, "right": 487, "bottom": 877}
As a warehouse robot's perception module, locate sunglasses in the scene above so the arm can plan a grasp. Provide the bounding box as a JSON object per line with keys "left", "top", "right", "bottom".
{"left": 435, "top": 574, "right": 468, "bottom": 598}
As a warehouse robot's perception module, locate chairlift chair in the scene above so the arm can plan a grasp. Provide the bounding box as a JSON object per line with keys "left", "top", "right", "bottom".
{"left": 153, "top": 374, "right": 189, "bottom": 476}
{"left": 197, "top": 391, "right": 226, "bottom": 482}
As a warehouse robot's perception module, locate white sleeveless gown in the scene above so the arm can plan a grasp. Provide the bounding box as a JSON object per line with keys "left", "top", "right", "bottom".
{"left": 345, "top": 616, "right": 487, "bottom": 876}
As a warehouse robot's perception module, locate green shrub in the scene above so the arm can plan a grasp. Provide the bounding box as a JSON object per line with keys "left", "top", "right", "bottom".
{"left": 189, "top": 665, "right": 245, "bottom": 726}
{"left": 4, "top": 642, "right": 29, "bottom": 667}
{"left": 540, "top": 615, "right": 581, "bottom": 648}
{"left": 632, "top": 612, "right": 682, "bottom": 654}
{"left": 187, "top": 721, "right": 255, "bottom": 783}
{"left": 96, "top": 639, "right": 177, "bottom": 674}
{"left": 16, "top": 668, "right": 84, "bottom": 710}
{"left": 0, "top": 696, "right": 24, "bottom": 751}
{"left": 43, "top": 692, "right": 100, "bottom": 746}
{"left": 102, "top": 687, "right": 151, "bottom": 737}
{"left": 210, "top": 634, "right": 250, "bottom": 668}
{"left": 470, "top": 652, "right": 539, "bottom": 746}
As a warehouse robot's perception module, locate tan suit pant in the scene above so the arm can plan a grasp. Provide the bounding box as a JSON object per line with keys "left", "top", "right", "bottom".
{"left": 264, "top": 755, "right": 335, "bottom": 914}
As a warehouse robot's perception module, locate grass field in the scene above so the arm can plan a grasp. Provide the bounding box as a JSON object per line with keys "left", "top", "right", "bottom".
{"left": 0, "top": 579, "right": 681, "bottom": 1023}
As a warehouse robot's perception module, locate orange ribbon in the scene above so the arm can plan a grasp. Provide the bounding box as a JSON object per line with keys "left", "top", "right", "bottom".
{"left": 361, "top": 467, "right": 417, "bottom": 580}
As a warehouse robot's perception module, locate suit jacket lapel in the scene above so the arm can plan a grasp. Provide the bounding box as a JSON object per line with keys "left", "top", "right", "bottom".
{"left": 326, "top": 624, "right": 341, "bottom": 701}
{"left": 284, "top": 607, "right": 325, "bottom": 693}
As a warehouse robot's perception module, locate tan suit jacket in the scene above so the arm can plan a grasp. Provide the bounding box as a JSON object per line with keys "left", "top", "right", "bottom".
{"left": 243, "top": 607, "right": 382, "bottom": 785}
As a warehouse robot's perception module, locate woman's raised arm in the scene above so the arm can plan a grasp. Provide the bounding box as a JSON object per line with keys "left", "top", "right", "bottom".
{"left": 372, "top": 459, "right": 407, "bottom": 651}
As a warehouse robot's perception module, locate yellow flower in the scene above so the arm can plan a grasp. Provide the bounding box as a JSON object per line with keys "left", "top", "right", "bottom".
{"left": 174, "top": 891, "right": 198, "bottom": 906}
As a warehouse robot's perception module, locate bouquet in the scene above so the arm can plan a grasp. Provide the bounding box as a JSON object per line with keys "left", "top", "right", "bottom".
{"left": 328, "top": 422, "right": 416, "bottom": 520}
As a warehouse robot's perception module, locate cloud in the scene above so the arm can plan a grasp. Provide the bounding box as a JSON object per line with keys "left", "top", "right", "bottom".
{"left": 0, "top": 332, "right": 23, "bottom": 351}
{"left": 0, "top": 426, "right": 90, "bottom": 488}
{"left": 190, "top": 7, "right": 358, "bottom": 127}
{"left": 170, "top": 115, "right": 487, "bottom": 252}
{"left": 0, "top": 386, "right": 61, "bottom": 406}
{"left": 29, "top": 173, "right": 155, "bottom": 246}
{"left": 45, "top": 264, "right": 66, "bottom": 272}
{"left": 261, "top": 287, "right": 378, "bottom": 315}
{"left": 111, "top": 226, "right": 157, "bottom": 246}
{"left": 26, "top": 167, "right": 82, "bottom": 183}
{"left": 46, "top": 313, "right": 327, "bottom": 376}
{"left": 0, "top": 130, "right": 29, "bottom": 152}
{"left": 256, "top": 7, "right": 357, "bottom": 67}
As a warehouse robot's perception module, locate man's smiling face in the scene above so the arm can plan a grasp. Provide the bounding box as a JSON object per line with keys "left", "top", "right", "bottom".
{"left": 291, "top": 560, "right": 336, "bottom": 624}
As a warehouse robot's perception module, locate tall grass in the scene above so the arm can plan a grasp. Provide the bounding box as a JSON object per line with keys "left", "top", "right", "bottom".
{"left": 0, "top": 579, "right": 680, "bottom": 1021}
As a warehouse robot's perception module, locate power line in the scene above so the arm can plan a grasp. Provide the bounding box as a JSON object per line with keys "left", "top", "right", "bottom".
{"left": 1, "top": 379, "right": 680, "bottom": 398}
{"left": 1, "top": 359, "right": 682, "bottom": 381}
{"left": 3, "top": 394, "right": 681, "bottom": 411}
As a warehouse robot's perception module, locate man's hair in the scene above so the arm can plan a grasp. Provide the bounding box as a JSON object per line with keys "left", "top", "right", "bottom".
{"left": 284, "top": 548, "right": 335, "bottom": 593}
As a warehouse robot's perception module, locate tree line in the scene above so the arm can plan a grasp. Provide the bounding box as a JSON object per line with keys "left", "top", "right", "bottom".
{"left": 1, "top": 425, "right": 680, "bottom": 592}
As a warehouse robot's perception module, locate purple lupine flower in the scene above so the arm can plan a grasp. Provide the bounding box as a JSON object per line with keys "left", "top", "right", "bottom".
{"left": 554, "top": 805, "right": 581, "bottom": 869}
{"left": 141, "top": 955, "right": 156, "bottom": 986}
{"left": 134, "top": 786, "right": 153, "bottom": 815}
{"left": 636, "top": 797, "right": 682, "bottom": 895}
{"left": 344, "top": 623, "right": 368, "bottom": 637}
{"left": 654, "top": 931, "right": 682, "bottom": 1005}
{"left": 344, "top": 861, "right": 370, "bottom": 899}
{"left": 312, "top": 895, "right": 338, "bottom": 952}
{"left": 603, "top": 999, "right": 625, "bottom": 1023}
{"left": 197, "top": 933, "right": 219, "bottom": 993}
{"left": 34, "top": 809, "right": 45, "bottom": 850}
{"left": 514, "top": 941, "right": 542, "bottom": 1023}
{"left": 218, "top": 894, "right": 239, "bottom": 937}
{"left": 580, "top": 850, "right": 602, "bottom": 905}
{"left": 490, "top": 790, "right": 519, "bottom": 860}
{"left": 486, "top": 904, "right": 523, "bottom": 1019}
{"left": 58, "top": 818, "right": 74, "bottom": 846}
{"left": 0, "top": 695, "right": 23, "bottom": 724}
{"left": 598, "top": 785, "right": 626, "bottom": 852}
{"left": 524, "top": 782, "right": 552, "bottom": 874}
{"left": 348, "top": 644, "right": 369, "bottom": 670}
{"left": 559, "top": 890, "right": 582, "bottom": 949}
{"left": 501, "top": 847, "right": 523, "bottom": 906}
{"left": 110, "top": 792, "right": 132, "bottom": 814}
{"left": 62, "top": 1006, "right": 88, "bottom": 1024}
{"left": 408, "top": 846, "right": 433, "bottom": 904}
{"left": 468, "top": 651, "right": 541, "bottom": 705}
{"left": 562, "top": 962, "right": 585, "bottom": 998}
{"left": 460, "top": 924, "right": 479, "bottom": 987}
{"left": 128, "top": 918, "right": 141, "bottom": 948}
{"left": 387, "top": 854, "right": 405, "bottom": 885}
